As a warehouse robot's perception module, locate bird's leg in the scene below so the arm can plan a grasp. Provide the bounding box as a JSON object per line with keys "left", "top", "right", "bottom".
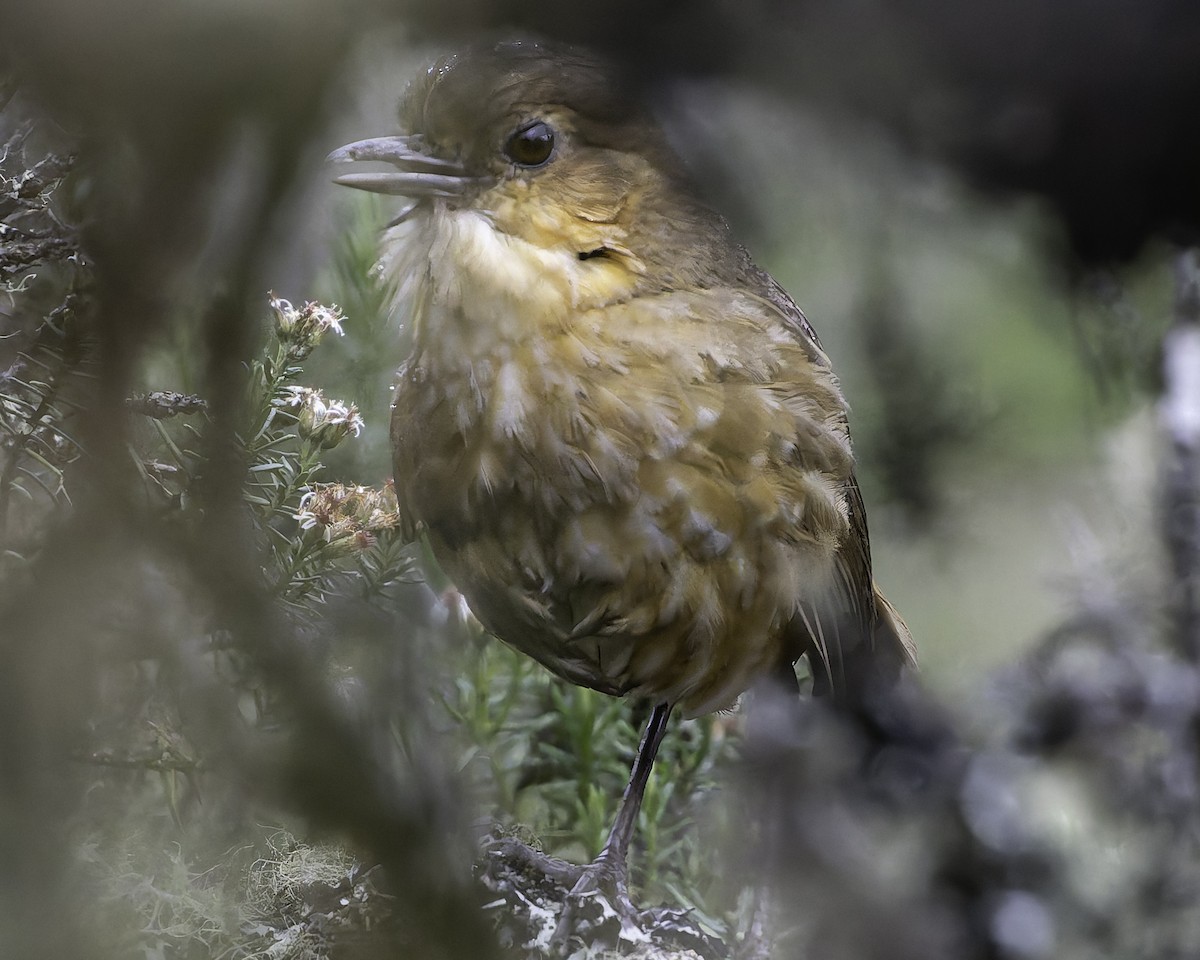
{"left": 596, "top": 700, "right": 674, "bottom": 875}
{"left": 553, "top": 700, "right": 674, "bottom": 941}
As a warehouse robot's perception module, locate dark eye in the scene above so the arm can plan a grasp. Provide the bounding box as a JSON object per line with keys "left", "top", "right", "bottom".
{"left": 504, "top": 120, "right": 555, "bottom": 167}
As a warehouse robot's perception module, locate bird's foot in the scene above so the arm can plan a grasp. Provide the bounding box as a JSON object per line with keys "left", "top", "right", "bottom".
{"left": 550, "top": 851, "right": 646, "bottom": 951}
{"left": 479, "top": 835, "right": 647, "bottom": 952}
{"left": 480, "top": 833, "right": 725, "bottom": 957}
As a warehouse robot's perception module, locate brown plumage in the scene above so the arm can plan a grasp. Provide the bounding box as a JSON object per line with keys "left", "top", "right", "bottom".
{"left": 331, "top": 37, "right": 914, "bottom": 931}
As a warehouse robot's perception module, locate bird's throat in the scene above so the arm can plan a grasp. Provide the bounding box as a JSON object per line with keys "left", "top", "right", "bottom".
{"left": 380, "top": 206, "right": 641, "bottom": 357}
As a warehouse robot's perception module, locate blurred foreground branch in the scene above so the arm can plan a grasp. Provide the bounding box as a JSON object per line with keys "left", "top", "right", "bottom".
{"left": 0, "top": 23, "right": 504, "bottom": 959}
{"left": 1163, "top": 250, "right": 1200, "bottom": 657}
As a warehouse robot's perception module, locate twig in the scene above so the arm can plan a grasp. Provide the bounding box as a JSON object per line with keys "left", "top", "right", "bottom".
{"left": 126, "top": 390, "right": 209, "bottom": 419}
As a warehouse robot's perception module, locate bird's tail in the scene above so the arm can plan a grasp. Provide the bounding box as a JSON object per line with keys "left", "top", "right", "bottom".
{"left": 873, "top": 586, "right": 917, "bottom": 672}
{"left": 801, "top": 584, "right": 915, "bottom": 701}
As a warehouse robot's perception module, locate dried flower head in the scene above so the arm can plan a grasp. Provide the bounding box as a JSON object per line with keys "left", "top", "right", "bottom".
{"left": 268, "top": 293, "right": 346, "bottom": 359}
{"left": 295, "top": 483, "right": 400, "bottom": 555}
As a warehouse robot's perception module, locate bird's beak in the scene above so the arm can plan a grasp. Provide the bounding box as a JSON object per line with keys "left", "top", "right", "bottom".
{"left": 326, "top": 135, "right": 478, "bottom": 199}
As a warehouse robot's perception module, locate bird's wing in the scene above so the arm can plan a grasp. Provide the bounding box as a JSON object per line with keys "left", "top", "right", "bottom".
{"left": 745, "top": 260, "right": 829, "bottom": 359}
{"left": 748, "top": 268, "right": 916, "bottom": 697}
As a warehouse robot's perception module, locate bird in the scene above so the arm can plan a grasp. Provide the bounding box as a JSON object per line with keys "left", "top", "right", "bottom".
{"left": 329, "top": 38, "right": 915, "bottom": 933}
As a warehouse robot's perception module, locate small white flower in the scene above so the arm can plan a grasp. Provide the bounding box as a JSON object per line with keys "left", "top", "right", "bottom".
{"left": 277, "top": 385, "right": 320, "bottom": 408}
{"left": 323, "top": 399, "right": 364, "bottom": 439}
{"left": 293, "top": 391, "right": 363, "bottom": 449}
{"left": 294, "top": 490, "right": 322, "bottom": 529}
{"left": 307, "top": 302, "right": 346, "bottom": 338}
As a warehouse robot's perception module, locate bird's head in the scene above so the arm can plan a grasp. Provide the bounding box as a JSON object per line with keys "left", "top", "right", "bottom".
{"left": 329, "top": 40, "right": 740, "bottom": 297}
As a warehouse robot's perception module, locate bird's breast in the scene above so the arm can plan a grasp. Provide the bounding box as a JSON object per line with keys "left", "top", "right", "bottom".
{"left": 384, "top": 208, "right": 855, "bottom": 714}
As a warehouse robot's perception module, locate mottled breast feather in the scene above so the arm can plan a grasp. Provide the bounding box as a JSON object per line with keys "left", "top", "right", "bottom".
{"left": 384, "top": 199, "right": 912, "bottom": 716}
